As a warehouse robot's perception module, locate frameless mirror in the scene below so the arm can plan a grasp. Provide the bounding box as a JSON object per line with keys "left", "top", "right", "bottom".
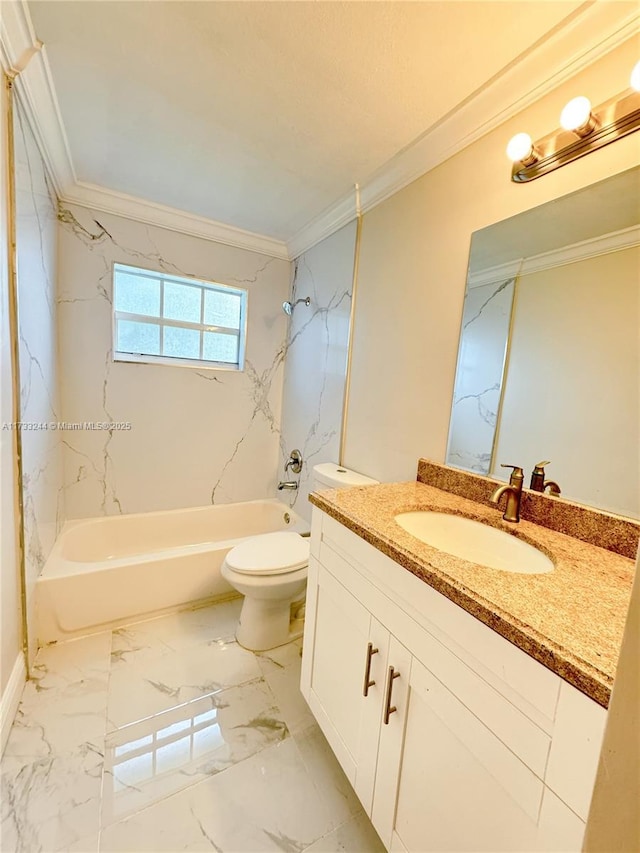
{"left": 447, "top": 167, "right": 640, "bottom": 519}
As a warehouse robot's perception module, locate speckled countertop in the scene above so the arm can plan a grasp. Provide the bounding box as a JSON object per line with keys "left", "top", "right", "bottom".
{"left": 309, "top": 480, "right": 637, "bottom": 708}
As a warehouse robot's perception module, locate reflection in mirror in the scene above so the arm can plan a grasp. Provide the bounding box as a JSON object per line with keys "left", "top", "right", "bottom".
{"left": 447, "top": 167, "right": 640, "bottom": 519}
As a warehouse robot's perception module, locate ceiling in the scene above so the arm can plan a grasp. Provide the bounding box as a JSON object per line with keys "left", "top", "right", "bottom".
{"left": 18, "top": 1, "right": 638, "bottom": 255}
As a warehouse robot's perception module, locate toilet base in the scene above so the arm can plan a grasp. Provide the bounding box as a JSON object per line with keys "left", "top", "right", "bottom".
{"left": 235, "top": 595, "right": 305, "bottom": 652}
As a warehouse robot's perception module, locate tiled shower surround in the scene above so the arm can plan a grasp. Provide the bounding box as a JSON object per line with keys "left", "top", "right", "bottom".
{"left": 278, "top": 223, "right": 356, "bottom": 522}
{"left": 1, "top": 600, "right": 384, "bottom": 852}
{"left": 13, "top": 95, "right": 64, "bottom": 662}
{"left": 57, "top": 205, "right": 291, "bottom": 518}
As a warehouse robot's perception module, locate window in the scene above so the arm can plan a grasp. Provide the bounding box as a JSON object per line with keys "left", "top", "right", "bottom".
{"left": 112, "top": 264, "right": 247, "bottom": 370}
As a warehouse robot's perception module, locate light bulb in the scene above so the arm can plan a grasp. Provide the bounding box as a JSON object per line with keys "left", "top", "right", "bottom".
{"left": 560, "top": 96, "right": 595, "bottom": 136}
{"left": 506, "top": 133, "right": 536, "bottom": 163}
{"left": 631, "top": 60, "right": 640, "bottom": 92}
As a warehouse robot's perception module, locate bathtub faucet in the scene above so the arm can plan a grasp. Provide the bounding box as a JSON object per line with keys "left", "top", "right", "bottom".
{"left": 278, "top": 481, "right": 298, "bottom": 491}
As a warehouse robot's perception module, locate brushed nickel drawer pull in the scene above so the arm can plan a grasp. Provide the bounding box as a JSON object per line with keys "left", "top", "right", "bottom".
{"left": 363, "top": 642, "right": 379, "bottom": 697}
{"left": 383, "top": 666, "right": 401, "bottom": 724}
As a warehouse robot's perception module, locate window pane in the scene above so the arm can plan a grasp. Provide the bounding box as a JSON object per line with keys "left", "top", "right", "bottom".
{"left": 163, "top": 282, "right": 201, "bottom": 323}
{"left": 163, "top": 326, "right": 200, "bottom": 360}
{"left": 117, "top": 319, "right": 160, "bottom": 355}
{"left": 204, "top": 290, "right": 241, "bottom": 329}
{"left": 203, "top": 332, "right": 238, "bottom": 364}
{"left": 114, "top": 272, "right": 161, "bottom": 317}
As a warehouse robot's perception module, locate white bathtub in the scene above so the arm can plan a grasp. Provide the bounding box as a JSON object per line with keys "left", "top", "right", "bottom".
{"left": 37, "top": 499, "right": 309, "bottom": 644}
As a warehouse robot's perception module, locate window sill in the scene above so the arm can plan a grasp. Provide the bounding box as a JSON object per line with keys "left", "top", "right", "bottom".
{"left": 113, "top": 352, "right": 244, "bottom": 372}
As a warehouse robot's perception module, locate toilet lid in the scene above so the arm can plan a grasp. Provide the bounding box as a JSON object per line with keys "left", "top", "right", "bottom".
{"left": 226, "top": 532, "right": 310, "bottom": 576}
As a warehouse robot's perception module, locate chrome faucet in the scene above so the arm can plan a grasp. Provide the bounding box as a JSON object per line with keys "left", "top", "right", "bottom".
{"left": 529, "top": 461, "right": 561, "bottom": 496}
{"left": 490, "top": 464, "right": 524, "bottom": 523}
{"left": 278, "top": 481, "right": 298, "bottom": 491}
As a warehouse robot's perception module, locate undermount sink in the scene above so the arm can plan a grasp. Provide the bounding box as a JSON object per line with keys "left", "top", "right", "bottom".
{"left": 394, "top": 512, "right": 554, "bottom": 575}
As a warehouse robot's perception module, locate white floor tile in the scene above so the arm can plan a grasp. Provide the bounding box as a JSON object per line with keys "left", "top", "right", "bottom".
{"left": 255, "top": 637, "right": 304, "bottom": 677}
{"left": 100, "top": 739, "right": 341, "bottom": 853}
{"left": 3, "top": 633, "right": 111, "bottom": 760}
{"left": 2, "top": 600, "right": 381, "bottom": 853}
{"left": 304, "top": 812, "right": 386, "bottom": 852}
{"left": 102, "top": 678, "right": 288, "bottom": 826}
{"left": 1, "top": 741, "right": 104, "bottom": 853}
{"left": 294, "top": 723, "right": 362, "bottom": 828}
{"left": 107, "top": 638, "right": 263, "bottom": 729}
{"left": 111, "top": 599, "right": 242, "bottom": 666}
{"left": 264, "top": 655, "right": 315, "bottom": 735}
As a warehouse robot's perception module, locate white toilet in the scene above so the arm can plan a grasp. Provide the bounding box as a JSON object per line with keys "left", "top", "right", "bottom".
{"left": 221, "top": 463, "right": 378, "bottom": 651}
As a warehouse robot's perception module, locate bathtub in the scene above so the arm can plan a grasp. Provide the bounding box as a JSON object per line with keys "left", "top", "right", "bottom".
{"left": 37, "top": 499, "right": 309, "bottom": 644}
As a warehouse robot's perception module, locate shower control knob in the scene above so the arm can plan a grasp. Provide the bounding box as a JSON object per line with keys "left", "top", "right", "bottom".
{"left": 285, "top": 449, "right": 303, "bottom": 474}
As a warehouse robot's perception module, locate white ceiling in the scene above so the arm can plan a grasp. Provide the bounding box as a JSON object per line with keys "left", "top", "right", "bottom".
{"left": 26, "top": 0, "right": 598, "bottom": 246}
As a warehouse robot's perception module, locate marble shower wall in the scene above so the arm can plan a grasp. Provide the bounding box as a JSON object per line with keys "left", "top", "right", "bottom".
{"left": 57, "top": 205, "right": 291, "bottom": 518}
{"left": 14, "top": 97, "right": 64, "bottom": 657}
{"left": 446, "top": 277, "right": 515, "bottom": 475}
{"left": 279, "top": 222, "right": 356, "bottom": 521}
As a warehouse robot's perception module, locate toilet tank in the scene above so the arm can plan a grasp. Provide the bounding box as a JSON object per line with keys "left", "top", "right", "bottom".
{"left": 312, "top": 462, "right": 379, "bottom": 489}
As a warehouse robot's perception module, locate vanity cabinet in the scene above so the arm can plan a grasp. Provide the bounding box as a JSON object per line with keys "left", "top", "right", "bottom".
{"left": 301, "top": 509, "right": 607, "bottom": 853}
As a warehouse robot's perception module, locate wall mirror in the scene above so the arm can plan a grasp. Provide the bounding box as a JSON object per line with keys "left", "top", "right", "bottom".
{"left": 446, "top": 166, "right": 640, "bottom": 519}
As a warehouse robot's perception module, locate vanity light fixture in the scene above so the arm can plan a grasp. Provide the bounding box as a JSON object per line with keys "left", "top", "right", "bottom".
{"left": 559, "top": 96, "right": 597, "bottom": 137}
{"left": 507, "top": 61, "right": 640, "bottom": 182}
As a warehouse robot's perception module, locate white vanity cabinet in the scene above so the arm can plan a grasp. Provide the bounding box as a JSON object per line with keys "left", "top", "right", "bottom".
{"left": 301, "top": 509, "right": 607, "bottom": 853}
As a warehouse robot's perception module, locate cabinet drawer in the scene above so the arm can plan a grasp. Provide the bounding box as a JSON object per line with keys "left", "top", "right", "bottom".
{"left": 319, "top": 512, "right": 560, "bottom": 730}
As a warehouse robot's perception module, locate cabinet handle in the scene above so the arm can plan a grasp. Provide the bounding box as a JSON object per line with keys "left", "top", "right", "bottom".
{"left": 383, "top": 666, "right": 401, "bottom": 724}
{"left": 363, "top": 642, "right": 379, "bottom": 697}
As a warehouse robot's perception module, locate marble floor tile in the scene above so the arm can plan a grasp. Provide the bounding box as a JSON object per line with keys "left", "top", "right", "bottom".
{"left": 2, "top": 600, "right": 382, "bottom": 853}
{"left": 263, "top": 653, "right": 316, "bottom": 735}
{"left": 100, "top": 738, "right": 342, "bottom": 853}
{"left": 1, "top": 740, "right": 104, "bottom": 853}
{"left": 293, "top": 723, "right": 362, "bottom": 829}
{"left": 102, "top": 678, "right": 288, "bottom": 826}
{"left": 255, "top": 637, "right": 304, "bottom": 677}
{"left": 107, "top": 637, "right": 263, "bottom": 729}
{"left": 3, "top": 633, "right": 111, "bottom": 760}
{"left": 111, "top": 599, "right": 242, "bottom": 666}
{"left": 304, "top": 811, "right": 386, "bottom": 852}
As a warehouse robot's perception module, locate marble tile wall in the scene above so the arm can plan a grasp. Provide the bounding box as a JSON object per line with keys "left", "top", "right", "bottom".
{"left": 57, "top": 205, "right": 291, "bottom": 517}
{"left": 0, "top": 78, "right": 22, "bottom": 702}
{"left": 446, "top": 277, "right": 515, "bottom": 475}
{"left": 13, "top": 96, "right": 64, "bottom": 659}
{"left": 278, "top": 222, "right": 356, "bottom": 520}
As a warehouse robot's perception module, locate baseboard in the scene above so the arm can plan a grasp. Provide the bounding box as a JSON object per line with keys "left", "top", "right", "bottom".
{"left": 0, "top": 653, "right": 26, "bottom": 756}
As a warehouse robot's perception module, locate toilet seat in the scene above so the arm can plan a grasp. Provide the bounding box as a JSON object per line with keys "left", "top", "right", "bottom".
{"left": 225, "top": 532, "right": 310, "bottom": 576}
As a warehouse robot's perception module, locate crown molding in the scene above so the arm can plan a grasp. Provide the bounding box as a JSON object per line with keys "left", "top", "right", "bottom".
{"left": 468, "top": 224, "right": 640, "bottom": 289}
{"left": 63, "top": 182, "right": 290, "bottom": 260}
{"left": 1, "top": 0, "right": 288, "bottom": 260}
{"left": 0, "top": 0, "right": 75, "bottom": 195}
{"left": 287, "top": 4, "right": 640, "bottom": 258}
{"left": 3, "top": 0, "right": 639, "bottom": 263}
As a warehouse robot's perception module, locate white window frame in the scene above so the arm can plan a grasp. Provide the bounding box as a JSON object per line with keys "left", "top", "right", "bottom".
{"left": 112, "top": 263, "right": 248, "bottom": 371}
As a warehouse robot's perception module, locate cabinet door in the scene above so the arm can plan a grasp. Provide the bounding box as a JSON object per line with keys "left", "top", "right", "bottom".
{"left": 390, "top": 659, "right": 557, "bottom": 853}
{"left": 371, "top": 635, "right": 412, "bottom": 849}
{"left": 302, "top": 558, "right": 389, "bottom": 808}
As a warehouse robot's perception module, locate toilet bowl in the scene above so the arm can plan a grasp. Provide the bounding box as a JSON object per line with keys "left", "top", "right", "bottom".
{"left": 221, "top": 532, "right": 309, "bottom": 651}
{"left": 222, "top": 463, "right": 379, "bottom": 651}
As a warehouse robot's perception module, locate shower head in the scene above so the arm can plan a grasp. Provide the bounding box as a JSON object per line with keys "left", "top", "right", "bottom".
{"left": 282, "top": 296, "right": 310, "bottom": 315}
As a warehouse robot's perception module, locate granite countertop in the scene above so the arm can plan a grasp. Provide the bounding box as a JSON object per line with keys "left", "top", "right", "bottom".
{"left": 309, "top": 480, "right": 637, "bottom": 708}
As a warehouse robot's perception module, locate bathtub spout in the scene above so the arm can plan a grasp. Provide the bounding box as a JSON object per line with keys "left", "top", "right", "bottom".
{"left": 278, "top": 481, "right": 298, "bottom": 491}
